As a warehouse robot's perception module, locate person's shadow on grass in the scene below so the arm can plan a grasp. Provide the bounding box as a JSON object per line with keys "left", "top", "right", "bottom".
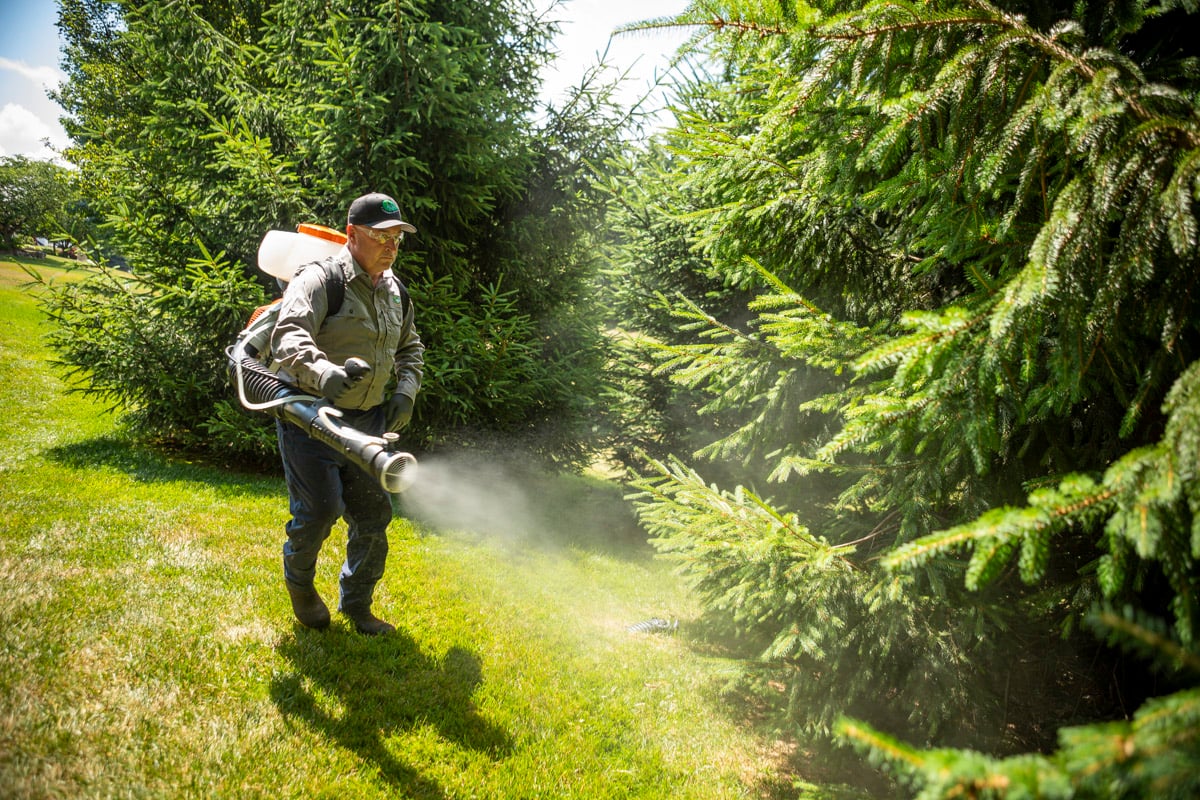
{"left": 270, "top": 626, "right": 510, "bottom": 798}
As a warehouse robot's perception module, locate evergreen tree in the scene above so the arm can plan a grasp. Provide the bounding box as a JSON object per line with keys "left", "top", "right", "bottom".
{"left": 611, "top": 0, "right": 1200, "bottom": 790}
{"left": 41, "top": 0, "right": 617, "bottom": 466}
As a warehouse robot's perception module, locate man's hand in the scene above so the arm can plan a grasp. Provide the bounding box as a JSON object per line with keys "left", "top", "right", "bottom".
{"left": 385, "top": 393, "right": 414, "bottom": 431}
{"left": 318, "top": 358, "right": 371, "bottom": 403}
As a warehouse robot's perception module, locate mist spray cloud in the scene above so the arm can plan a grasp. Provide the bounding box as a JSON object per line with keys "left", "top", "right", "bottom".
{"left": 401, "top": 453, "right": 539, "bottom": 542}
{"left": 396, "top": 449, "right": 645, "bottom": 554}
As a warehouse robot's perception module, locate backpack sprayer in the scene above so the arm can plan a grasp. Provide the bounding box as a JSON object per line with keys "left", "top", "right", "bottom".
{"left": 225, "top": 224, "right": 418, "bottom": 494}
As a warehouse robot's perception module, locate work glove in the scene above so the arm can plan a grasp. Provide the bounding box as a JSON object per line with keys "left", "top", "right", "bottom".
{"left": 385, "top": 392, "right": 414, "bottom": 431}
{"left": 318, "top": 358, "right": 371, "bottom": 403}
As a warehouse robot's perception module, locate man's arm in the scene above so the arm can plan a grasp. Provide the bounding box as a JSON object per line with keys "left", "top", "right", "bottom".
{"left": 391, "top": 294, "right": 424, "bottom": 402}
{"left": 270, "top": 266, "right": 342, "bottom": 396}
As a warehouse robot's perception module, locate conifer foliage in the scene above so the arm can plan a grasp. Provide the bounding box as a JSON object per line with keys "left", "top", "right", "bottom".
{"left": 42, "top": 0, "right": 614, "bottom": 464}
{"left": 614, "top": 0, "right": 1200, "bottom": 793}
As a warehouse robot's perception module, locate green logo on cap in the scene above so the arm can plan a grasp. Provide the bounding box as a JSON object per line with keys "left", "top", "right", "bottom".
{"left": 381, "top": 198, "right": 399, "bottom": 213}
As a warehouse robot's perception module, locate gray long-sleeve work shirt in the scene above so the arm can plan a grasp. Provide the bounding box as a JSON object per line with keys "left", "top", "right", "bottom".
{"left": 269, "top": 248, "right": 423, "bottom": 410}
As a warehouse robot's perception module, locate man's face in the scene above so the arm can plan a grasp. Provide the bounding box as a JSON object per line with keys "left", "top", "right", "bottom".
{"left": 347, "top": 224, "right": 403, "bottom": 276}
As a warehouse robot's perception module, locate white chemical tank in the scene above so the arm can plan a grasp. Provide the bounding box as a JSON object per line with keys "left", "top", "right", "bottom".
{"left": 257, "top": 223, "right": 347, "bottom": 283}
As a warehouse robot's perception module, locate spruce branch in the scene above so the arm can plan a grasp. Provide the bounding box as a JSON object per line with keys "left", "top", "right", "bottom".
{"left": 818, "top": 16, "right": 998, "bottom": 42}
{"left": 1091, "top": 607, "right": 1200, "bottom": 675}
{"left": 702, "top": 16, "right": 788, "bottom": 37}
{"left": 964, "top": 0, "right": 1200, "bottom": 147}
{"left": 883, "top": 477, "right": 1118, "bottom": 588}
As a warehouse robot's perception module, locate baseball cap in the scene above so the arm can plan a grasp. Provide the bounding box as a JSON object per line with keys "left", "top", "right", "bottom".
{"left": 347, "top": 192, "right": 417, "bottom": 232}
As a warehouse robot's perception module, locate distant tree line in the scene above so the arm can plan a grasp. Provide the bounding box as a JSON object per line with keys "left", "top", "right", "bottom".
{"left": 0, "top": 155, "right": 82, "bottom": 253}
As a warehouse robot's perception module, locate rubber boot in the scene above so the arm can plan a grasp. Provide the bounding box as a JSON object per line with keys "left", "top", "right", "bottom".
{"left": 285, "top": 580, "right": 331, "bottom": 630}
{"left": 342, "top": 605, "right": 395, "bottom": 636}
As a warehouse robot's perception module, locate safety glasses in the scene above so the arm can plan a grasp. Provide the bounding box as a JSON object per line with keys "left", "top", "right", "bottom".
{"left": 357, "top": 227, "right": 405, "bottom": 247}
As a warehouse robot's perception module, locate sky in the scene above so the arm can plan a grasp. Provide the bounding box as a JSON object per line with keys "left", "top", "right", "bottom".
{"left": 0, "top": 0, "right": 691, "bottom": 163}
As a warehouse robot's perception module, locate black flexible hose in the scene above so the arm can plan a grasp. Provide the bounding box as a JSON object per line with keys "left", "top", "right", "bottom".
{"left": 232, "top": 354, "right": 305, "bottom": 412}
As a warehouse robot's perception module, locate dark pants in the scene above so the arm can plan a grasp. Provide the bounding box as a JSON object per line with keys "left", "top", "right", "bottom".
{"left": 276, "top": 406, "right": 392, "bottom": 612}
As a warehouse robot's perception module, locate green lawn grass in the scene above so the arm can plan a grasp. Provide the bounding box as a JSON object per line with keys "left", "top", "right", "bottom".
{"left": 0, "top": 257, "right": 855, "bottom": 799}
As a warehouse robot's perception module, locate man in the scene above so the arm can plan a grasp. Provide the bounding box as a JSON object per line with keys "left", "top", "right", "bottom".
{"left": 268, "top": 192, "right": 424, "bottom": 635}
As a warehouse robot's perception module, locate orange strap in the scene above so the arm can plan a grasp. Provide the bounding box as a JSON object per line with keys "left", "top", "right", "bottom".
{"left": 297, "top": 223, "right": 347, "bottom": 244}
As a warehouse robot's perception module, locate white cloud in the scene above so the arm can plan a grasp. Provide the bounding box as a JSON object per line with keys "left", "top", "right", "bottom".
{"left": 0, "top": 102, "right": 67, "bottom": 160}
{"left": 0, "top": 57, "right": 69, "bottom": 161}
{"left": 0, "top": 56, "right": 65, "bottom": 88}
